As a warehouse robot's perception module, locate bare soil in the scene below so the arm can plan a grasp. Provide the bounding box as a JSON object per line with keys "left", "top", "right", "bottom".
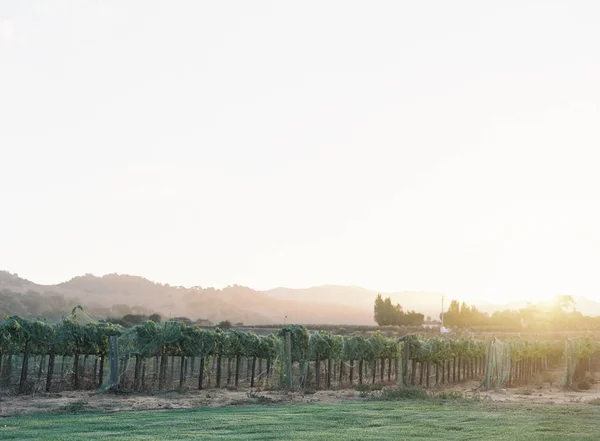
{"left": 2, "top": 371, "right": 599, "bottom": 417}
{"left": 437, "top": 376, "right": 600, "bottom": 405}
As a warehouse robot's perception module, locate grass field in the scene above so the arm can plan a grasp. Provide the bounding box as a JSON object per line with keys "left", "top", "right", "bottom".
{"left": 2, "top": 401, "right": 600, "bottom": 440}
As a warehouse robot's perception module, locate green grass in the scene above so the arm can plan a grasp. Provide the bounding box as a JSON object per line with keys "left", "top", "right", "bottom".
{"left": 2, "top": 401, "right": 600, "bottom": 440}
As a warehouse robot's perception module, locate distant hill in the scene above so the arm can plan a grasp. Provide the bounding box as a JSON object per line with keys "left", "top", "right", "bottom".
{"left": 0, "top": 271, "right": 372, "bottom": 324}
{"left": 3, "top": 270, "right": 600, "bottom": 324}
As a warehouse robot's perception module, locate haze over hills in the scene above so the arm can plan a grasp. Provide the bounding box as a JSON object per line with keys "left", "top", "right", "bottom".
{"left": 2, "top": 270, "right": 600, "bottom": 324}
{"left": 0, "top": 271, "right": 373, "bottom": 324}
{"left": 264, "top": 286, "right": 446, "bottom": 320}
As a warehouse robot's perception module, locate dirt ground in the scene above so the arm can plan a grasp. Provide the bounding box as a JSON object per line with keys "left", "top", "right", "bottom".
{"left": 2, "top": 371, "right": 599, "bottom": 417}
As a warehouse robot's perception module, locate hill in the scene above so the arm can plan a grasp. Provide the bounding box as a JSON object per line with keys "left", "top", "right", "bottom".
{"left": 0, "top": 271, "right": 372, "bottom": 325}
{"left": 3, "top": 270, "right": 600, "bottom": 325}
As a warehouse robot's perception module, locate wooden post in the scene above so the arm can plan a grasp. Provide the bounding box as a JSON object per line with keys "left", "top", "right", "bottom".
{"left": 402, "top": 341, "right": 409, "bottom": 386}
{"left": 453, "top": 358, "right": 456, "bottom": 383}
{"left": 82, "top": 355, "right": 88, "bottom": 384}
{"left": 170, "top": 355, "right": 176, "bottom": 389}
{"left": 108, "top": 336, "right": 119, "bottom": 390}
{"left": 372, "top": 359, "right": 377, "bottom": 384}
{"left": 134, "top": 355, "right": 142, "bottom": 391}
{"left": 159, "top": 352, "right": 168, "bottom": 390}
{"left": 179, "top": 356, "right": 186, "bottom": 389}
{"left": 250, "top": 357, "right": 256, "bottom": 387}
{"left": 19, "top": 340, "right": 31, "bottom": 394}
{"left": 37, "top": 354, "right": 45, "bottom": 386}
{"left": 198, "top": 357, "right": 205, "bottom": 390}
{"left": 285, "top": 331, "right": 292, "bottom": 390}
{"left": 358, "top": 359, "right": 363, "bottom": 384}
{"left": 235, "top": 355, "right": 241, "bottom": 387}
{"left": 92, "top": 356, "right": 98, "bottom": 385}
{"left": 98, "top": 354, "right": 105, "bottom": 388}
{"left": 227, "top": 357, "right": 232, "bottom": 386}
{"left": 216, "top": 354, "right": 222, "bottom": 388}
{"left": 141, "top": 359, "right": 146, "bottom": 390}
{"left": 118, "top": 358, "right": 126, "bottom": 390}
{"left": 315, "top": 359, "right": 321, "bottom": 389}
{"left": 155, "top": 356, "right": 161, "bottom": 387}
{"left": 46, "top": 351, "right": 55, "bottom": 392}
{"left": 441, "top": 361, "right": 445, "bottom": 384}
{"left": 0, "top": 354, "right": 12, "bottom": 387}
{"left": 73, "top": 352, "right": 80, "bottom": 389}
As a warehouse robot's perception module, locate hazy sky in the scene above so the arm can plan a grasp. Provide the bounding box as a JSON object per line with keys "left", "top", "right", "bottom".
{"left": 1, "top": 1, "right": 599, "bottom": 304}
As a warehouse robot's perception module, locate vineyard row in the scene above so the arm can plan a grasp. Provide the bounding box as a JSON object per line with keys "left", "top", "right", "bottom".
{"left": 0, "top": 316, "right": 596, "bottom": 394}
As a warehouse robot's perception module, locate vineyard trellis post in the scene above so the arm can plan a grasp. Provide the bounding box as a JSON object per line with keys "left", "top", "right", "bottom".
{"left": 401, "top": 340, "right": 409, "bottom": 386}
{"left": 284, "top": 331, "right": 292, "bottom": 390}
{"left": 108, "top": 336, "right": 118, "bottom": 390}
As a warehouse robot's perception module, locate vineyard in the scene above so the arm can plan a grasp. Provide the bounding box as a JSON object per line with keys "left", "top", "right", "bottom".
{"left": 0, "top": 314, "right": 598, "bottom": 395}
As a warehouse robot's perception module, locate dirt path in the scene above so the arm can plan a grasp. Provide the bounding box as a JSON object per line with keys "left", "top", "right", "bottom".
{"left": 0, "top": 388, "right": 364, "bottom": 417}
{"left": 3, "top": 376, "right": 600, "bottom": 417}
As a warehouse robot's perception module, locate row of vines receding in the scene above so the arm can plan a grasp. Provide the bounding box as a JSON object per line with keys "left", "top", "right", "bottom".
{"left": 1, "top": 315, "right": 598, "bottom": 394}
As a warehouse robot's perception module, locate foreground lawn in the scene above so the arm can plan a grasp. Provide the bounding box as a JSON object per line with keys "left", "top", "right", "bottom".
{"left": 2, "top": 401, "right": 600, "bottom": 440}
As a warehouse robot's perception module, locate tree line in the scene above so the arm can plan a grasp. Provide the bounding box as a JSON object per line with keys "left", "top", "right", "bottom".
{"left": 442, "top": 296, "right": 600, "bottom": 331}
{"left": 374, "top": 293, "right": 600, "bottom": 331}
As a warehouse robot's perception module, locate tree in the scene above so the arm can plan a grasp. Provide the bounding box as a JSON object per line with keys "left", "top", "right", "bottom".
{"left": 149, "top": 313, "right": 161, "bottom": 323}
{"left": 554, "top": 295, "right": 575, "bottom": 312}
{"left": 373, "top": 294, "right": 424, "bottom": 326}
{"left": 490, "top": 309, "right": 522, "bottom": 328}
{"left": 443, "top": 300, "right": 489, "bottom": 327}
{"left": 374, "top": 294, "right": 386, "bottom": 325}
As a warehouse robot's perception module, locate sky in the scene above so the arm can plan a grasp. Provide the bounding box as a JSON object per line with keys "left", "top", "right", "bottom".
{"left": 1, "top": 1, "right": 600, "bottom": 304}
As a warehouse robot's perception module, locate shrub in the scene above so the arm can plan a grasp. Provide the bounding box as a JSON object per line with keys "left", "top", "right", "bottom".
{"left": 578, "top": 380, "right": 592, "bottom": 390}
{"left": 217, "top": 320, "right": 232, "bottom": 330}
{"left": 355, "top": 384, "right": 371, "bottom": 392}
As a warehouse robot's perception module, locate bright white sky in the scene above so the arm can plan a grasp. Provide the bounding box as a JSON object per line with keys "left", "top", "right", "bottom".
{"left": 1, "top": 1, "right": 600, "bottom": 304}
